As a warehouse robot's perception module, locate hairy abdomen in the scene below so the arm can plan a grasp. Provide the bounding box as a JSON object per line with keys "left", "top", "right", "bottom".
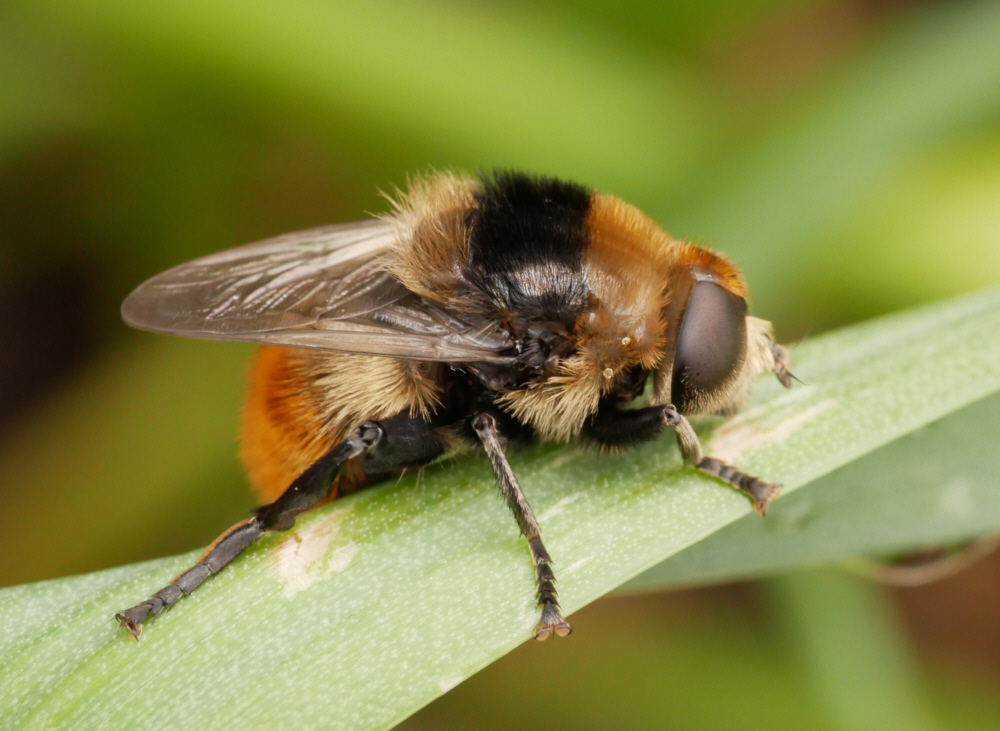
{"left": 240, "top": 346, "right": 443, "bottom": 504}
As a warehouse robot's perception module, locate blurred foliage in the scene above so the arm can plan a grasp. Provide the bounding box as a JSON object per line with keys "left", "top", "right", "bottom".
{"left": 1, "top": 0, "right": 999, "bottom": 729}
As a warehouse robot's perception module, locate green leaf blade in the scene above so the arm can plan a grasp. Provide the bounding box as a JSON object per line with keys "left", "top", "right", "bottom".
{"left": 2, "top": 287, "right": 1000, "bottom": 730}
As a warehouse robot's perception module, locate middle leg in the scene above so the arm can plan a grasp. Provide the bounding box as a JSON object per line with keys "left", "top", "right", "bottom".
{"left": 472, "top": 412, "right": 572, "bottom": 640}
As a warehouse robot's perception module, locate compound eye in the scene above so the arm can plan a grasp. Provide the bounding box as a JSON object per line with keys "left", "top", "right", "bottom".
{"left": 671, "top": 281, "right": 747, "bottom": 413}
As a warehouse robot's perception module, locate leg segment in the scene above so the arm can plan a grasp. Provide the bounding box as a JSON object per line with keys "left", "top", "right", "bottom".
{"left": 661, "top": 405, "right": 780, "bottom": 516}
{"left": 254, "top": 422, "right": 384, "bottom": 530}
{"left": 472, "top": 412, "right": 571, "bottom": 641}
{"left": 584, "top": 401, "right": 780, "bottom": 516}
{"left": 359, "top": 411, "right": 449, "bottom": 482}
{"left": 584, "top": 400, "right": 664, "bottom": 450}
{"left": 115, "top": 422, "right": 383, "bottom": 639}
{"left": 115, "top": 520, "right": 263, "bottom": 639}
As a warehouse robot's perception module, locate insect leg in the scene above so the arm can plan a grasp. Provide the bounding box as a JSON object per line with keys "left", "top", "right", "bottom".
{"left": 585, "top": 402, "right": 779, "bottom": 515}
{"left": 472, "top": 412, "right": 571, "bottom": 641}
{"left": 661, "top": 405, "right": 780, "bottom": 516}
{"left": 114, "top": 520, "right": 263, "bottom": 640}
{"left": 115, "top": 422, "right": 384, "bottom": 639}
{"left": 584, "top": 399, "right": 665, "bottom": 450}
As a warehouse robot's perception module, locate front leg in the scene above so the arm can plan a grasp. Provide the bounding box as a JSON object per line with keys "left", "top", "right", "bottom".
{"left": 661, "top": 406, "right": 780, "bottom": 516}
{"left": 472, "top": 412, "right": 572, "bottom": 641}
{"left": 584, "top": 402, "right": 781, "bottom": 516}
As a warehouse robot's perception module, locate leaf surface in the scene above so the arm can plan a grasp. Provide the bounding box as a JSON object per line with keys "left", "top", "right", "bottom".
{"left": 2, "top": 288, "right": 1000, "bottom": 730}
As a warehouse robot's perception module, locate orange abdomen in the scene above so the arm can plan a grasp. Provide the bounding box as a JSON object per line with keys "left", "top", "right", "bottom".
{"left": 239, "top": 345, "right": 443, "bottom": 505}
{"left": 239, "top": 346, "right": 341, "bottom": 504}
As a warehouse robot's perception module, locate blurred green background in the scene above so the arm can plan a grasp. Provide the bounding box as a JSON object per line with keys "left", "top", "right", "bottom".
{"left": 2, "top": 0, "right": 999, "bottom": 728}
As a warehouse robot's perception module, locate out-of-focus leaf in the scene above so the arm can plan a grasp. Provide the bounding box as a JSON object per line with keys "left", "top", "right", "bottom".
{"left": 766, "top": 570, "right": 937, "bottom": 731}
{"left": 0, "top": 338, "right": 252, "bottom": 586}
{"left": 21, "top": 0, "right": 714, "bottom": 198}
{"left": 665, "top": 0, "right": 1000, "bottom": 322}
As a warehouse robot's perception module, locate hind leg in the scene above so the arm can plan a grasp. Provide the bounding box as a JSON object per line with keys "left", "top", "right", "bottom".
{"left": 116, "top": 413, "right": 448, "bottom": 639}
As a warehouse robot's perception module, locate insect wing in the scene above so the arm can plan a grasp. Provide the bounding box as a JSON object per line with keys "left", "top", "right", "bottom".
{"left": 121, "top": 218, "right": 513, "bottom": 363}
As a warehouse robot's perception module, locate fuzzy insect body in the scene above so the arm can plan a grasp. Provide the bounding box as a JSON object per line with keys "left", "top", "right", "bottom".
{"left": 116, "top": 171, "right": 792, "bottom": 640}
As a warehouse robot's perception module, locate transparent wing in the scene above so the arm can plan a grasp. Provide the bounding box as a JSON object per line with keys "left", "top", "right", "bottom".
{"left": 121, "top": 218, "right": 514, "bottom": 363}
{"left": 122, "top": 219, "right": 403, "bottom": 333}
